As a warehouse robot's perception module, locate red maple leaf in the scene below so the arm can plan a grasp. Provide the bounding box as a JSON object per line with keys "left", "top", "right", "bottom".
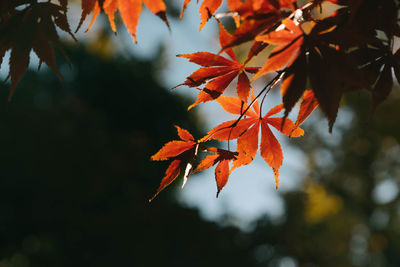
{"left": 180, "top": 0, "right": 225, "bottom": 29}
{"left": 218, "top": 0, "right": 296, "bottom": 51}
{"left": 77, "top": 0, "right": 169, "bottom": 43}
{"left": 150, "top": 126, "right": 238, "bottom": 199}
{"left": 178, "top": 23, "right": 258, "bottom": 108}
{"left": 291, "top": 89, "right": 319, "bottom": 135}
{"left": 253, "top": 18, "right": 304, "bottom": 80}
{"left": 194, "top": 147, "right": 238, "bottom": 197}
{"left": 207, "top": 90, "right": 304, "bottom": 188}
{"left": 150, "top": 126, "right": 199, "bottom": 201}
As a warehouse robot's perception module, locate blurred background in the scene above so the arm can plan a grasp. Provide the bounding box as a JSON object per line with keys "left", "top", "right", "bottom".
{"left": 0, "top": 1, "right": 400, "bottom": 266}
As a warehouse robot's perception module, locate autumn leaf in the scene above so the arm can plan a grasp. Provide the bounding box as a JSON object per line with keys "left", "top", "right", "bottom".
{"left": 372, "top": 64, "right": 393, "bottom": 112}
{"left": 244, "top": 41, "right": 269, "bottom": 65}
{"left": 214, "top": 159, "right": 230, "bottom": 197}
{"left": 281, "top": 52, "right": 308, "bottom": 119}
{"left": 227, "top": 0, "right": 243, "bottom": 11}
{"left": 351, "top": 46, "right": 398, "bottom": 114}
{"left": 150, "top": 126, "right": 199, "bottom": 201}
{"left": 178, "top": 23, "right": 257, "bottom": 108}
{"left": 180, "top": 0, "right": 193, "bottom": 19}
{"left": 77, "top": 0, "right": 169, "bottom": 43}
{"left": 291, "top": 89, "right": 319, "bottom": 135}
{"left": 194, "top": 148, "right": 238, "bottom": 197}
{"left": 151, "top": 124, "right": 239, "bottom": 199}
{"left": 207, "top": 90, "right": 304, "bottom": 188}
{"left": 217, "top": 0, "right": 291, "bottom": 50}
{"left": 76, "top": 0, "right": 97, "bottom": 32}
{"left": 277, "top": 17, "right": 370, "bottom": 131}
{"left": 0, "top": 2, "right": 74, "bottom": 100}
{"left": 253, "top": 18, "right": 304, "bottom": 80}
{"left": 307, "top": 45, "right": 368, "bottom": 131}
{"left": 199, "top": 0, "right": 223, "bottom": 30}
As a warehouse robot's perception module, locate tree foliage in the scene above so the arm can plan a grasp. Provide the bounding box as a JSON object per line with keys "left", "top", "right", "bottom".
{"left": 1, "top": 0, "right": 399, "bottom": 199}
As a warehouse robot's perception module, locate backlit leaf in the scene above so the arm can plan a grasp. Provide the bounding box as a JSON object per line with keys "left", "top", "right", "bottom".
{"left": 180, "top": 0, "right": 192, "bottom": 18}
{"left": 103, "top": 0, "right": 119, "bottom": 33}
{"left": 217, "top": 96, "right": 257, "bottom": 117}
{"left": 178, "top": 52, "right": 234, "bottom": 67}
{"left": 175, "top": 125, "right": 194, "bottom": 142}
{"left": 151, "top": 141, "right": 196, "bottom": 161}
{"left": 237, "top": 72, "right": 251, "bottom": 102}
{"left": 199, "top": 0, "right": 223, "bottom": 30}
{"left": 194, "top": 154, "right": 220, "bottom": 173}
{"left": 260, "top": 120, "right": 283, "bottom": 186}
{"left": 233, "top": 121, "right": 260, "bottom": 168}
{"left": 188, "top": 71, "right": 239, "bottom": 109}
{"left": 119, "top": 0, "right": 142, "bottom": 43}
{"left": 267, "top": 117, "right": 304, "bottom": 137}
{"left": 294, "top": 89, "right": 319, "bottom": 129}
{"left": 76, "top": 0, "right": 96, "bottom": 32}
{"left": 207, "top": 118, "right": 255, "bottom": 141}
{"left": 215, "top": 159, "right": 230, "bottom": 197}
{"left": 149, "top": 159, "right": 182, "bottom": 202}
{"left": 143, "top": 0, "right": 169, "bottom": 28}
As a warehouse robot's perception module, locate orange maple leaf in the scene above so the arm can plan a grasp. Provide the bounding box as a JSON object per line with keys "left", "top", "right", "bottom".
{"left": 151, "top": 125, "right": 238, "bottom": 199}
{"left": 150, "top": 126, "right": 200, "bottom": 201}
{"left": 178, "top": 23, "right": 258, "bottom": 108}
{"left": 253, "top": 18, "right": 304, "bottom": 80}
{"left": 194, "top": 148, "right": 237, "bottom": 197}
{"left": 179, "top": 0, "right": 224, "bottom": 29}
{"left": 77, "top": 0, "right": 168, "bottom": 43}
{"left": 291, "top": 89, "right": 319, "bottom": 135}
{"left": 207, "top": 90, "right": 304, "bottom": 188}
{"left": 218, "top": 0, "right": 294, "bottom": 51}
{"left": 199, "top": 0, "right": 223, "bottom": 29}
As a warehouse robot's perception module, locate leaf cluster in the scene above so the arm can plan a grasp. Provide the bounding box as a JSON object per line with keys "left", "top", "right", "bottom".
{"left": 1, "top": 0, "right": 399, "bottom": 199}
{"left": 151, "top": 0, "right": 400, "bottom": 198}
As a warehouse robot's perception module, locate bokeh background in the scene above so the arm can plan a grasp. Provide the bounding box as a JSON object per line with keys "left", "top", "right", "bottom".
{"left": 0, "top": 1, "right": 400, "bottom": 266}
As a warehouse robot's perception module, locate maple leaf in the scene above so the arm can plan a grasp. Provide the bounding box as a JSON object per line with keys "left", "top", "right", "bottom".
{"left": 307, "top": 45, "right": 369, "bottom": 131}
{"left": 291, "top": 89, "right": 319, "bottom": 135}
{"left": 180, "top": 0, "right": 192, "bottom": 19}
{"left": 178, "top": 23, "right": 257, "bottom": 108}
{"left": 207, "top": 90, "right": 304, "bottom": 188}
{"left": 149, "top": 126, "right": 200, "bottom": 201}
{"left": 217, "top": 0, "right": 293, "bottom": 51}
{"left": 180, "top": 0, "right": 234, "bottom": 29}
{"left": 199, "top": 0, "right": 223, "bottom": 30}
{"left": 77, "top": 0, "right": 169, "bottom": 43}
{"left": 0, "top": 2, "right": 74, "bottom": 100}
{"left": 351, "top": 46, "right": 400, "bottom": 114}
{"left": 253, "top": 18, "right": 304, "bottom": 80}
{"left": 227, "top": 0, "right": 243, "bottom": 11}
{"left": 255, "top": 16, "right": 368, "bottom": 131}
{"left": 194, "top": 148, "right": 238, "bottom": 197}
{"left": 231, "top": 0, "right": 290, "bottom": 21}
{"left": 151, "top": 125, "right": 239, "bottom": 199}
